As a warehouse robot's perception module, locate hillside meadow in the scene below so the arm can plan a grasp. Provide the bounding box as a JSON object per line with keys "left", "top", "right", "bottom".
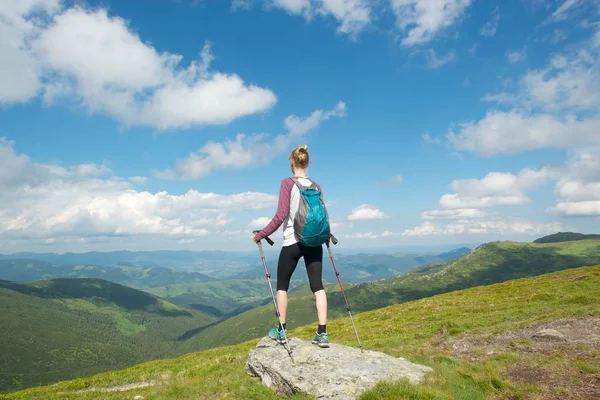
{"left": 3, "top": 264, "right": 599, "bottom": 399}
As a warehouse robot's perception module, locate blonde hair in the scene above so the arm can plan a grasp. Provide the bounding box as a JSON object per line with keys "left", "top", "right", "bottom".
{"left": 290, "top": 144, "right": 309, "bottom": 169}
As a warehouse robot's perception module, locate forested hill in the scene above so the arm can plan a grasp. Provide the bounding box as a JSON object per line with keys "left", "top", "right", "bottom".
{"left": 0, "top": 278, "right": 216, "bottom": 393}
{"left": 533, "top": 232, "right": 600, "bottom": 243}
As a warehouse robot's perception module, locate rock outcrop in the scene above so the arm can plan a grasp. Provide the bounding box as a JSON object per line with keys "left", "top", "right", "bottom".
{"left": 532, "top": 329, "right": 567, "bottom": 341}
{"left": 245, "top": 337, "right": 433, "bottom": 400}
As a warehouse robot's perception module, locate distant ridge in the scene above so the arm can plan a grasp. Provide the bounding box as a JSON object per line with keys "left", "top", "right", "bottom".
{"left": 533, "top": 232, "right": 600, "bottom": 243}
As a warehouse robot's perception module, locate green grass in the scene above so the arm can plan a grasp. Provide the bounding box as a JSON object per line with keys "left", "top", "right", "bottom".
{"left": 4, "top": 265, "right": 599, "bottom": 400}
{"left": 185, "top": 239, "right": 600, "bottom": 350}
{"left": 0, "top": 278, "right": 216, "bottom": 393}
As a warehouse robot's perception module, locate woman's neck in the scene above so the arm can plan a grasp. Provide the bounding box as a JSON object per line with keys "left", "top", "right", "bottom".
{"left": 293, "top": 168, "right": 308, "bottom": 178}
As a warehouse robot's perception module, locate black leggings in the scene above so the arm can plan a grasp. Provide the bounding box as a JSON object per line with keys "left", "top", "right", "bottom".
{"left": 276, "top": 243, "right": 324, "bottom": 293}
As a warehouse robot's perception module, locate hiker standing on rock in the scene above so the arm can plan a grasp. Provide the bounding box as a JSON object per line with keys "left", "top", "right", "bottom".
{"left": 253, "top": 144, "right": 332, "bottom": 348}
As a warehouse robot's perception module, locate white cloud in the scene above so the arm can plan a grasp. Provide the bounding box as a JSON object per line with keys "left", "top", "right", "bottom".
{"left": 129, "top": 176, "right": 148, "bottom": 185}
{"left": 550, "top": 201, "right": 600, "bottom": 216}
{"left": 262, "top": 0, "right": 371, "bottom": 36}
{"left": 317, "top": 0, "right": 372, "bottom": 36}
{"left": 422, "top": 208, "right": 486, "bottom": 220}
{"left": 348, "top": 204, "right": 388, "bottom": 220}
{"left": 249, "top": 217, "right": 272, "bottom": 228}
{"left": 439, "top": 168, "right": 550, "bottom": 210}
{"left": 154, "top": 101, "right": 346, "bottom": 180}
{"left": 343, "top": 230, "right": 398, "bottom": 239}
{"left": 480, "top": 6, "right": 500, "bottom": 37}
{"left": 0, "top": 3, "right": 277, "bottom": 130}
{"left": 330, "top": 221, "right": 352, "bottom": 232}
{"left": 390, "top": 0, "right": 473, "bottom": 46}
{"left": 507, "top": 49, "right": 527, "bottom": 63}
{"left": 547, "top": 147, "right": 600, "bottom": 216}
{"left": 232, "top": 0, "right": 253, "bottom": 11}
{"left": 450, "top": 30, "right": 600, "bottom": 156}
{"left": 447, "top": 111, "right": 600, "bottom": 156}
{"left": 403, "top": 218, "right": 562, "bottom": 237}
{"left": 0, "top": 138, "right": 276, "bottom": 243}
{"left": 271, "top": 0, "right": 312, "bottom": 16}
{"left": 0, "top": 0, "right": 61, "bottom": 104}
{"left": 266, "top": 0, "right": 313, "bottom": 20}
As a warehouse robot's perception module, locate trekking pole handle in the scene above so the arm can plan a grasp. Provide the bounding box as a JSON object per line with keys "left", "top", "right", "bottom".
{"left": 253, "top": 230, "right": 274, "bottom": 246}
{"left": 330, "top": 234, "right": 338, "bottom": 245}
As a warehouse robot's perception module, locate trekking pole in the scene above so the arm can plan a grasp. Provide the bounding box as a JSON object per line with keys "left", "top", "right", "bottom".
{"left": 326, "top": 235, "right": 363, "bottom": 353}
{"left": 252, "top": 231, "right": 293, "bottom": 359}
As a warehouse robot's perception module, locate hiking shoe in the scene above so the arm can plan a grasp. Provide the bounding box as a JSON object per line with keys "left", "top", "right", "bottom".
{"left": 311, "top": 332, "right": 329, "bottom": 348}
{"left": 268, "top": 327, "right": 287, "bottom": 343}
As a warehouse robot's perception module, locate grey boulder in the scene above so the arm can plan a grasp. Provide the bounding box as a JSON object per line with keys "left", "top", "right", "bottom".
{"left": 245, "top": 336, "right": 433, "bottom": 400}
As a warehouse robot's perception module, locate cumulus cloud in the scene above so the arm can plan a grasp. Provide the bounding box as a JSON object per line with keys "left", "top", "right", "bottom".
{"left": 348, "top": 205, "right": 388, "bottom": 220}
{"left": 450, "top": 31, "right": 600, "bottom": 156}
{"left": 241, "top": 1, "right": 475, "bottom": 44}
{"left": 547, "top": 147, "right": 600, "bottom": 216}
{"left": 317, "top": 0, "right": 372, "bottom": 36}
{"left": 154, "top": 101, "right": 346, "bottom": 180}
{"left": 271, "top": 0, "right": 312, "bottom": 16}
{"left": 447, "top": 112, "right": 600, "bottom": 156}
{"left": 343, "top": 231, "right": 398, "bottom": 239}
{"left": 249, "top": 217, "right": 272, "bottom": 228}
{"left": 402, "top": 219, "right": 562, "bottom": 237}
{"left": 0, "top": 2, "right": 277, "bottom": 130}
{"left": 255, "top": 0, "right": 372, "bottom": 36}
{"left": 390, "top": 0, "right": 473, "bottom": 46}
{"left": 438, "top": 168, "right": 551, "bottom": 210}
{"left": 415, "top": 146, "right": 600, "bottom": 233}
{"left": 0, "top": 0, "right": 61, "bottom": 104}
{"left": 0, "top": 138, "right": 276, "bottom": 243}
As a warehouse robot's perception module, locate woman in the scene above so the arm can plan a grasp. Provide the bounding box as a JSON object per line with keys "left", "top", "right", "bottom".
{"left": 253, "top": 144, "right": 331, "bottom": 348}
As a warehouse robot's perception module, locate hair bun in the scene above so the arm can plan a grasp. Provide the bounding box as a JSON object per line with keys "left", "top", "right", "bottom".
{"left": 299, "top": 145, "right": 308, "bottom": 153}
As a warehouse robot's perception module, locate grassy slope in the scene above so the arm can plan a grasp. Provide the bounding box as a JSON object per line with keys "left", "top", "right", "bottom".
{"left": 185, "top": 239, "right": 600, "bottom": 350}
{"left": 0, "top": 278, "right": 216, "bottom": 393}
{"left": 4, "top": 264, "right": 599, "bottom": 400}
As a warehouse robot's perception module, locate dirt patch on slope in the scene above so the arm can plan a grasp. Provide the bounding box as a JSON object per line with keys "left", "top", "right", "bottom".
{"left": 439, "top": 316, "right": 600, "bottom": 399}
{"left": 445, "top": 316, "right": 600, "bottom": 357}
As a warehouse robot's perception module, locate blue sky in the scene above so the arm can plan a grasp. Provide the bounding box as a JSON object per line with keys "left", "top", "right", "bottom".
{"left": 1, "top": 0, "right": 599, "bottom": 253}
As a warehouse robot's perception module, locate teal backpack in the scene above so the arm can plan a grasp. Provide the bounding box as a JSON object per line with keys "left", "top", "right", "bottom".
{"left": 290, "top": 177, "right": 330, "bottom": 247}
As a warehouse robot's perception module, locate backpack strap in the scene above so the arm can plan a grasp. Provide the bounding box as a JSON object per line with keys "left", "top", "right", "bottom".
{"left": 290, "top": 176, "right": 318, "bottom": 191}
